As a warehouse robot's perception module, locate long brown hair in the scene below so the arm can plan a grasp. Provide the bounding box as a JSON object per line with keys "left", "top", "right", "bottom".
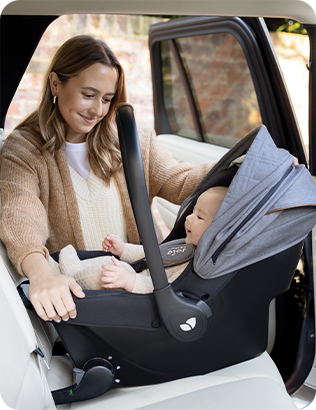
{"left": 17, "top": 35, "right": 127, "bottom": 183}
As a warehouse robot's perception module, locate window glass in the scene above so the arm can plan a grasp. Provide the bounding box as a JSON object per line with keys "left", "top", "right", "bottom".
{"left": 161, "top": 33, "right": 262, "bottom": 148}
{"left": 161, "top": 40, "right": 198, "bottom": 140}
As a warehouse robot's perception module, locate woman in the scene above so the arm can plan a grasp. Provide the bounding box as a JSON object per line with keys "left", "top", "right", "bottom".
{"left": 0, "top": 35, "right": 212, "bottom": 323}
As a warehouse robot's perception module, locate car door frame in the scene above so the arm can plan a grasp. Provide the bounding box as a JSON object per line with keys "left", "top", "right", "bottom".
{"left": 148, "top": 15, "right": 315, "bottom": 393}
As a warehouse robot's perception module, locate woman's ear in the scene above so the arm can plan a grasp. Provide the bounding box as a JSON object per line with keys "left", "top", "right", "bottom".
{"left": 49, "top": 72, "right": 59, "bottom": 97}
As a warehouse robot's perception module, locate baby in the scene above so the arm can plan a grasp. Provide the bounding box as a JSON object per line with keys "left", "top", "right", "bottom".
{"left": 51, "top": 186, "right": 228, "bottom": 293}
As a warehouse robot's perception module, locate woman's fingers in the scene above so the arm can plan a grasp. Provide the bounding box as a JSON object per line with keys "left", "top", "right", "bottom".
{"left": 23, "top": 253, "right": 85, "bottom": 322}
{"left": 68, "top": 278, "right": 85, "bottom": 298}
{"left": 31, "top": 298, "right": 54, "bottom": 322}
{"left": 29, "top": 275, "right": 85, "bottom": 322}
{"left": 32, "top": 299, "right": 62, "bottom": 322}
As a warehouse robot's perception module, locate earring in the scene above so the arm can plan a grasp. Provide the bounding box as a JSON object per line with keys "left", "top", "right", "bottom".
{"left": 53, "top": 95, "right": 57, "bottom": 105}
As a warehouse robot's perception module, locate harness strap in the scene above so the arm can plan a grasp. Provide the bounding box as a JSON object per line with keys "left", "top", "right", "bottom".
{"left": 130, "top": 239, "right": 195, "bottom": 273}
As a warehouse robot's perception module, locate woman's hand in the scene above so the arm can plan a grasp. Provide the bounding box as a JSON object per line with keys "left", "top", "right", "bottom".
{"left": 102, "top": 234, "right": 125, "bottom": 257}
{"left": 22, "top": 253, "right": 85, "bottom": 322}
{"left": 100, "top": 256, "right": 136, "bottom": 292}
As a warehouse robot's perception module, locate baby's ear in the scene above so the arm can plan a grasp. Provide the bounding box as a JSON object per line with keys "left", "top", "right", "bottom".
{"left": 59, "top": 245, "right": 82, "bottom": 277}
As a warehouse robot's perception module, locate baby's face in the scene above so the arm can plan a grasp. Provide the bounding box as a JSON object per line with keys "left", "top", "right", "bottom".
{"left": 185, "top": 187, "right": 227, "bottom": 246}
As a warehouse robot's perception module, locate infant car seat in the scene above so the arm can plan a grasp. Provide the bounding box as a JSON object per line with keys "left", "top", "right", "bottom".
{"left": 49, "top": 105, "right": 316, "bottom": 405}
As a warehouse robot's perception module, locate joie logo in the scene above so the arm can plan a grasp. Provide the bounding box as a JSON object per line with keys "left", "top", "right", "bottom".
{"left": 180, "top": 317, "right": 196, "bottom": 332}
{"left": 167, "top": 246, "right": 186, "bottom": 257}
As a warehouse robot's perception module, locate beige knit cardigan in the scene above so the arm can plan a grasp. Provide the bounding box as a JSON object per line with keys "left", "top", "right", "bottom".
{"left": 0, "top": 125, "right": 211, "bottom": 276}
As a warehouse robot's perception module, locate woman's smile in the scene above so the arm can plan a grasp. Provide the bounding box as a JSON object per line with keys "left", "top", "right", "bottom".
{"left": 80, "top": 114, "right": 98, "bottom": 124}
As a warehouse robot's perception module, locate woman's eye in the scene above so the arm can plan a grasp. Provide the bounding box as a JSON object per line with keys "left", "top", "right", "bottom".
{"left": 84, "top": 94, "right": 94, "bottom": 98}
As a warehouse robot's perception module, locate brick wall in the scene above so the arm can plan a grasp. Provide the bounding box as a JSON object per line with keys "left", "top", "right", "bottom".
{"left": 4, "top": 14, "right": 164, "bottom": 136}
{"left": 162, "top": 32, "right": 262, "bottom": 148}
{"left": 4, "top": 16, "right": 309, "bottom": 151}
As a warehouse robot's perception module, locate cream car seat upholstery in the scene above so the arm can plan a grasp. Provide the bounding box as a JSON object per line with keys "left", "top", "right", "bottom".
{"left": 0, "top": 242, "right": 57, "bottom": 410}
{"left": 76, "top": 352, "right": 297, "bottom": 410}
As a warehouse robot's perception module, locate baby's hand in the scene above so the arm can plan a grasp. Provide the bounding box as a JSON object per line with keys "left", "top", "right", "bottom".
{"left": 102, "top": 234, "right": 124, "bottom": 257}
{"left": 100, "top": 256, "right": 136, "bottom": 292}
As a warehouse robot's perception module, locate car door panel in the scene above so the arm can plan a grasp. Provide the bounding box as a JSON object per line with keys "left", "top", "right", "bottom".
{"left": 155, "top": 134, "right": 228, "bottom": 229}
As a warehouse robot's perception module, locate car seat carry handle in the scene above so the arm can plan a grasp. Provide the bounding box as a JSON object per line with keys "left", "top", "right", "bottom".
{"left": 116, "top": 103, "right": 211, "bottom": 342}
{"left": 116, "top": 103, "right": 168, "bottom": 291}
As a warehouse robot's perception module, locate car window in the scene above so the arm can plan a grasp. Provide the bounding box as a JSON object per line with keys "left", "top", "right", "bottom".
{"left": 161, "top": 32, "right": 262, "bottom": 148}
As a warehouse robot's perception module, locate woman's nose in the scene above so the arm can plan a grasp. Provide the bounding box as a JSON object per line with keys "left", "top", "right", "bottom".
{"left": 90, "top": 99, "right": 103, "bottom": 117}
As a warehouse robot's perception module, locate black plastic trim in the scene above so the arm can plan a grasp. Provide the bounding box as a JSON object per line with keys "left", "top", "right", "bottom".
{"left": 169, "top": 39, "right": 204, "bottom": 141}
{"left": 0, "top": 15, "right": 57, "bottom": 128}
{"left": 304, "top": 25, "right": 316, "bottom": 175}
{"left": 52, "top": 358, "right": 114, "bottom": 405}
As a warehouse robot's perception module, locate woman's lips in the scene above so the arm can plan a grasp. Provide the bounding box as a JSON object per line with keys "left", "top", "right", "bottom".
{"left": 80, "top": 114, "right": 97, "bottom": 124}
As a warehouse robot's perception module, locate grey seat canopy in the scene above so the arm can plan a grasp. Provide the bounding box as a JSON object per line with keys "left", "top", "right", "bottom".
{"left": 177, "top": 125, "right": 316, "bottom": 279}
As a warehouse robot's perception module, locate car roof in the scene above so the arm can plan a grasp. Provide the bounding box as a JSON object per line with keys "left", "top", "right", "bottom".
{"left": 2, "top": 0, "right": 316, "bottom": 24}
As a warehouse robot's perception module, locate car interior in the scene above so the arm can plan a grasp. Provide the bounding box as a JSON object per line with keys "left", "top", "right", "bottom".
{"left": 1, "top": 1, "right": 316, "bottom": 409}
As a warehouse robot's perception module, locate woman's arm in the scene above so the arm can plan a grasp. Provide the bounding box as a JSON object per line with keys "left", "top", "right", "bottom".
{"left": 0, "top": 132, "right": 51, "bottom": 272}
{"left": 139, "top": 128, "right": 214, "bottom": 205}
{"left": 22, "top": 252, "right": 85, "bottom": 322}
{"left": 0, "top": 131, "right": 84, "bottom": 321}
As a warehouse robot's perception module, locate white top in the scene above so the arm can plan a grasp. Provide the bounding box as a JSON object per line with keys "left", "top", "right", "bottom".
{"left": 64, "top": 141, "right": 90, "bottom": 180}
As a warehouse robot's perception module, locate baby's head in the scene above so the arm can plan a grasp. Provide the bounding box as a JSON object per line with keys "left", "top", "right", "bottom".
{"left": 185, "top": 186, "right": 228, "bottom": 246}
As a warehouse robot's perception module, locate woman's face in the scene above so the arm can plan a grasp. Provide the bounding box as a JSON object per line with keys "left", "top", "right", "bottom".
{"left": 50, "top": 63, "right": 118, "bottom": 143}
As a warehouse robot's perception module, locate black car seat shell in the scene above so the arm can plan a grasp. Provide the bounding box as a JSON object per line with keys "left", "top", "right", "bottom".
{"left": 54, "top": 241, "right": 303, "bottom": 388}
